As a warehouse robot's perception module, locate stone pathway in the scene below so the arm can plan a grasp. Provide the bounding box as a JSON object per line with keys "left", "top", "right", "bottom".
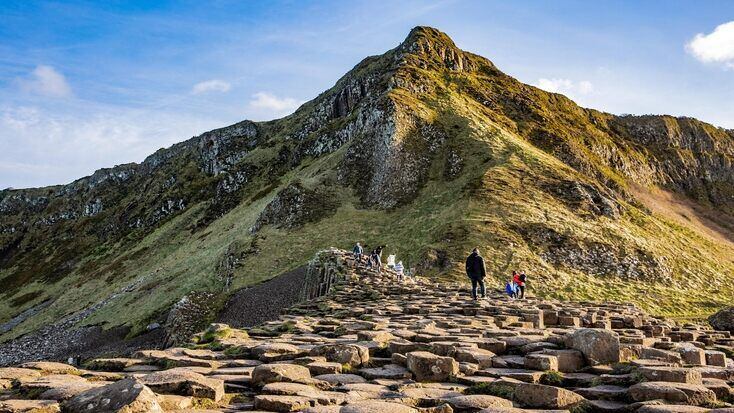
{"left": 1, "top": 248, "right": 732, "bottom": 412}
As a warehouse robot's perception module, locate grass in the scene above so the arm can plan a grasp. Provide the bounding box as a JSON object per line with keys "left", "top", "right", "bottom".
{"left": 540, "top": 370, "right": 564, "bottom": 386}
{"left": 465, "top": 382, "right": 515, "bottom": 399}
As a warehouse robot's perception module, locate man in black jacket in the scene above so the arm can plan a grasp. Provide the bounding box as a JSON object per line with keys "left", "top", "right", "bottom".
{"left": 465, "top": 248, "right": 487, "bottom": 300}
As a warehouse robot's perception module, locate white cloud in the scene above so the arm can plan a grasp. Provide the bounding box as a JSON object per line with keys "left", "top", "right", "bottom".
{"left": 19, "top": 65, "right": 72, "bottom": 98}
{"left": 535, "top": 78, "right": 594, "bottom": 96}
{"left": 191, "top": 79, "right": 231, "bottom": 94}
{"left": 686, "top": 21, "right": 734, "bottom": 68}
{"left": 246, "top": 92, "right": 303, "bottom": 120}
{"left": 0, "top": 104, "right": 224, "bottom": 188}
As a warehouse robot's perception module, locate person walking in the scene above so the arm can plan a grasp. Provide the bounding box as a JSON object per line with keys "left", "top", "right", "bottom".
{"left": 517, "top": 271, "right": 527, "bottom": 299}
{"left": 394, "top": 260, "right": 404, "bottom": 281}
{"left": 352, "top": 242, "right": 363, "bottom": 265}
{"left": 371, "top": 248, "right": 382, "bottom": 274}
{"left": 465, "top": 248, "right": 487, "bottom": 300}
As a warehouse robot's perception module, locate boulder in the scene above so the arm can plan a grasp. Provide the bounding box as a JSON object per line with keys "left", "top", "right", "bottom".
{"left": 541, "top": 349, "right": 585, "bottom": 372}
{"left": 639, "top": 366, "right": 703, "bottom": 384}
{"left": 254, "top": 394, "right": 313, "bottom": 412}
{"left": 444, "top": 394, "right": 513, "bottom": 411}
{"left": 523, "top": 354, "right": 558, "bottom": 372}
{"left": 62, "top": 378, "right": 163, "bottom": 413}
{"left": 513, "top": 383, "right": 586, "bottom": 409}
{"left": 709, "top": 307, "right": 734, "bottom": 333}
{"left": 140, "top": 368, "right": 224, "bottom": 401}
{"left": 252, "top": 363, "right": 312, "bottom": 386}
{"left": 406, "top": 351, "right": 459, "bottom": 382}
{"left": 629, "top": 381, "right": 717, "bottom": 406}
{"left": 565, "top": 328, "right": 620, "bottom": 365}
{"left": 310, "top": 344, "right": 369, "bottom": 367}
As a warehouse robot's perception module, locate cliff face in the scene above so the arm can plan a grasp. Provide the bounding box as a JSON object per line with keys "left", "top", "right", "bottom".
{"left": 1, "top": 27, "right": 733, "bottom": 345}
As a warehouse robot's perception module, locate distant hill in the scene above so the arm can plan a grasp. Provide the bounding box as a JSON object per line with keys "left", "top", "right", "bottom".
{"left": 2, "top": 26, "right": 733, "bottom": 347}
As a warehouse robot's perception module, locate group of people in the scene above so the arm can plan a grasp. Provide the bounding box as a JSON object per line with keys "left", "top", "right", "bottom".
{"left": 352, "top": 242, "right": 405, "bottom": 277}
{"left": 466, "top": 248, "right": 528, "bottom": 300}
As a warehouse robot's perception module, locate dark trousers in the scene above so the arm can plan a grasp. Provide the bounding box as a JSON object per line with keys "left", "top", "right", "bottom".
{"left": 470, "top": 277, "right": 486, "bottom": 299}
{"left": 517, "top": 285, "right": 525, "bottom": 299}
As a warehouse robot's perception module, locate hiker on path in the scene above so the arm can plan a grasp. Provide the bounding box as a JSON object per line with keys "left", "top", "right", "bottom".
{"left": 394, "top": 260, "right": 404, "bottom": 280}
{"left": 511, "top": 271, "right": 520, "bottom": 299}
{"left": 465, "top": 248, "right": 487, "bottom": 300}
{"left": 516, "top": 271, "right": 527, "bottom": 299}
{"left": 352, "top": 242, "right": 363, "bottom": 265}
{"left": 371, "top": 248, "right": 382, "bottom": 274}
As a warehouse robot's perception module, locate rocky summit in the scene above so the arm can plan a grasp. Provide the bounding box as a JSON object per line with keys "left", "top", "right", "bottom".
{"left": 1, "top": 26, "right": 733, "bottom": 380}
{"left": 1, "top": 249, "right": 732, "bottom": 412}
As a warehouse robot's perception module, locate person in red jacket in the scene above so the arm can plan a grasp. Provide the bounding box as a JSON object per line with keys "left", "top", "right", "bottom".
{"left": 513, "top": 271, "right": 527, "bottom": 299}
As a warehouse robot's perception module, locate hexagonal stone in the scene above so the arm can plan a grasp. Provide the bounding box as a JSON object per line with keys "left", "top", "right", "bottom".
{"left": 251, "top": 363, "right": 312, "bottom": 387}
{"left": 574, "top": 385, "right": 628, "bottom": 401}
{"left": 18, "top": 362, "right": 81, "bottom": 375}
{"left": 358, "top": 364, "right": 412, "bottom": 380}
{"left": 523, "top": 354, "right": 558, "bottom": 372}
{"left": 254, "top": 394, "right": 314, "bottom": 411}
{"left": 339, "top": 400, "right": 418, "bottom": 413}
{"left": 513, "top": 383, "right": 586, "bottom": 409}
{"left": 314, "top": 374, "right": 366, "bottom": 385}
{"left": 310, "top": 344, "right": 370, "bottom": 367}
{"left": 639, "top": 367, "right": 703, "bottom": 384}
{"left": 629, "top": 381, "right": 716, "bottom": 406}
{"left": 406, "top": 351, "right": 459, "bottom": 382}
{"left": 541, "top": 349, "right": 585, "bottom": 373}
{"left": 140, "top": 368, "right": 224, "bottom": 401}
{"left": 565, "top": 328, "right": 620, "bottom": 366}
{"left": 443, "top": 394, "right": 513, "bottom": 410}
{"left": 308, "top": 361, "right": 343, "bottom": 375}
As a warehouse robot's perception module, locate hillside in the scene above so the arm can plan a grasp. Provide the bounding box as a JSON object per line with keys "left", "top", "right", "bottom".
{"left": 1, "top": 26, "right": 733, "bottom": 350}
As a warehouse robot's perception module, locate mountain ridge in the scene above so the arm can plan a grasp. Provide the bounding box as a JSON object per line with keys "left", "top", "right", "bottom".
{"left": 1, "top": 26, "right": 733, "bottom": 352}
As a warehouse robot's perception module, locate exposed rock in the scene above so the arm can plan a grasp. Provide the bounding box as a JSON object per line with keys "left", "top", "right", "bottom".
{"left": 139, "top": 368, "right": 224, "bottom": 401}
{"left": 251, "top": 363, "right": 313, "bottom": 387}
{"left": 163, "top": 291, "right": 218, "bottom": 347}
{"left": 564, "top": 328, "right": 621, "bottom": 365}
{"left": 62, "top": 378, "right": 163, "bottom": 413}
{"left": 250, "top": 182, "right": 339, "bottom": 233}
{"left": 709, "top": 307, "right": 734, "bottom": 333}
{"left": 406, "top": 351, "right": 459, "bottom": 382}
{"left": 512, "top": 383, "right": 586, "bottom": 409}
{"left": 629, "top": 381, "right": 717, "bottom": 406}
{"left": 310, "top": 344, "right": 369, "bottom": 367}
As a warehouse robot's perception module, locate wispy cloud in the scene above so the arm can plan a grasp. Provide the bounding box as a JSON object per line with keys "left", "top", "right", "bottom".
{"left": 686, "top": 21, "right": 734, "bottom": 69}
{"left": 246, "top": 92, "right": 304, "bottom": 120}
{"left": 535, "top": 78, "right": 594, "bottom": 95}
{"left": 191, "top": 79, "right": 231, "bottom": 94}
{"left": 18, "top": 65, "right": 73, "bottom": 98}
{"left": 0, "top": 104, "right": 224, "bottom": 188}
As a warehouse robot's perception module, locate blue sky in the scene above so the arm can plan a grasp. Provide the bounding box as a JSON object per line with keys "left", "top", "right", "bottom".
{"left": 2, "top": 0, "right": 733, "bottom": 188}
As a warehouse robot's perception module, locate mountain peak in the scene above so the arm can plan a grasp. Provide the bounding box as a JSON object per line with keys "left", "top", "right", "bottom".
{"left": 395, "top": 26, "right": 482, "bottom": 73}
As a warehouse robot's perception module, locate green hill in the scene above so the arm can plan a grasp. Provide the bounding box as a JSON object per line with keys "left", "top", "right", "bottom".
{"left": 1, "top": 26, "right": 733, "bottom": 345}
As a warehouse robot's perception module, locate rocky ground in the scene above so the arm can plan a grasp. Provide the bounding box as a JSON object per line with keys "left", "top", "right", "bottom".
{"left": 1, "top": 249, "right": 733, "bottom": 412}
